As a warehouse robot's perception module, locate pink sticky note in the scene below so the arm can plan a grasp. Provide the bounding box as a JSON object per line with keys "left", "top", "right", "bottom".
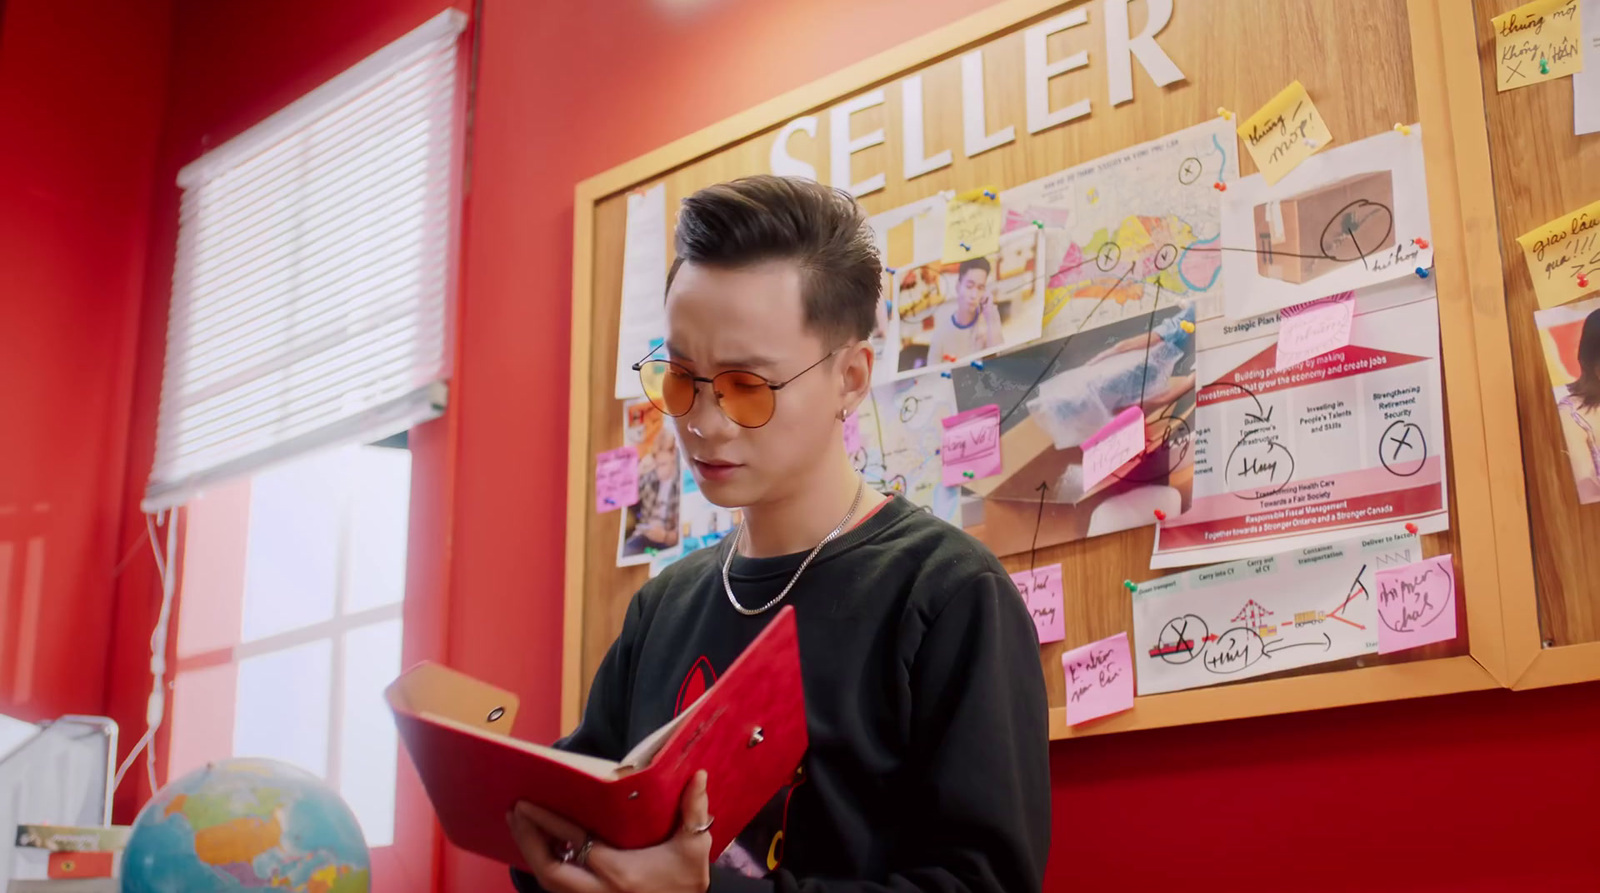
{"left": 1275, "top": 291, "right": 1355, "bottom": 369}
{"left": 843, "top": 411, "right": 863, "bottom": 456}
{"left": 1080, "top": 406, "right": 1146, "bottom": 491}
{"left": 1376, "top": 554, "right": 1458, "bottom": 654}
{"left": 1061, "top": 632, "right": 1134, "bottom": 725}
{"left": 595, "top": 446, "right": 639, "bottom": 513}
{"left": 1010, "top": 564, "right": 1066, "bottom": 644}
{"left": 940, "top": 404, "right": 1003, "bottom": 487}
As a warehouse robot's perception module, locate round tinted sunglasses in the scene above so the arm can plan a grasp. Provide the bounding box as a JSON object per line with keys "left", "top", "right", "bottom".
{"left": 633, "top": 349, "right": 838, "bottom": 429}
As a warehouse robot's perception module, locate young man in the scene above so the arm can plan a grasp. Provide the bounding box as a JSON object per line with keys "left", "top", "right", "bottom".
{"left": 510, "top": 176, "right": 1050, "bottom": 893}
{"left": 925, "top": 257, "right": 1004, "bottom": 364}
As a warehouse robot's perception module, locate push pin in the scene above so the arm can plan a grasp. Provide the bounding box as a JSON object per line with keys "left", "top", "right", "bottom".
{"left": 971, "top": 359, "right": 985, "bottom": 370}
{"left": 1122, "top": 579, "right": 1139, "bottom": 592}
{"left": 940, "top": 371, "right": 952, "bottom": 378}
{"left": 646, "top": 548, "right": 658, "bottom": 556}
{"left": 1217, "top": 107, "right": 1234, "bottom": 121}
{"left": 1413, "top": 238, "right": 1430, "bottom": 249}
{"left": 1579, "top": 274, "right": 1591, "bottom": 288}
{"left": 1415, "top": 267, "right": 1430, "bottom": 279}
{"left": 1213, "top": 181, "right": 1227, "bottom": 192}
{"left": 604, "top": 497, "right": 615, "bottom": 506}
{"left": 1405, "top": 522, "right": 1418, "bottom": 536}
{"left": 942, "top": 354, "right": 958, "bottom": 362}
{"left": 1303, "top": 138, "right": 1320, "bottom": 149}
{"left": 1394, "top": 123, "right": 1412, "bottom": 136}
{"left": 885, "top": 266, "right": 896, "bottom": 275}
{"left": 1032, "top": 220, "right": 1046, "bottom": 230}
{"left": 1540, "top": 57, "right": 1550, "bottom": 75}
{"left": 963, "top": 470, "right": 975, "bottom": 479}
{"left": 982, "top": 189, "right": 996, "bottom": 200}
{"left": 960, "top": 242, "right": 971, "bottom": 252}
{"left": 1179, "top": 320, "right": 1196, "bottom": 333}
{"left": 1154, "top": 509, "right": 1167, "bottom": 521}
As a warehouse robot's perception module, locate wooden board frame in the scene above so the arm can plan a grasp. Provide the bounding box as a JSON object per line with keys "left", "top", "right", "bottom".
{"left": 562, "top": 0, "right": 1523, "bottom": 738}
{"left": 1468, "top": 0, "right": 1600, "bottom": 692}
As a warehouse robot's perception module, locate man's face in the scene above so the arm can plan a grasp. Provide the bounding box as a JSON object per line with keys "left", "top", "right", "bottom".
{"left": 663, "top": 260, "right": 843, "bottom": 509}
{"left": 957, "top": 268, "right": 989, "bottom": 313}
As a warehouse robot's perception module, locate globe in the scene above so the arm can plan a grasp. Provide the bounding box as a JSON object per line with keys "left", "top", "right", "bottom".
{"left": 122, "top": 758, "right": 370, "bottom": 892}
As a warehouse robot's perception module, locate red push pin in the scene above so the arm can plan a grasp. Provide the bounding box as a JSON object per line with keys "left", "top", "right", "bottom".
{"left": 1405, "top": 522, "right": 1418, "bottom": 535}
{"left": 1213, "top": 181, "right": 1227, "bottom": 192}
{"left": 942, "top": 354, "right": 958, "bottom": 362}
{"left": 1413, "top": 238, "right": 1430, "bottom": 249}
{"left": 1580, "top": 274, "right": 1591, "bottom": 289}
{"left": 1153, "top": 509, "right": 1167, "bottom": 521}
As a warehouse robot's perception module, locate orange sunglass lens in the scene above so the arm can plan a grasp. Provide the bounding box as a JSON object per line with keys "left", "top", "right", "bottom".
{"left": 715, "top": 371, "right": 775, "bottom": 427}
{"left": 641, "top": 361, "right": 696, "bottom": 416}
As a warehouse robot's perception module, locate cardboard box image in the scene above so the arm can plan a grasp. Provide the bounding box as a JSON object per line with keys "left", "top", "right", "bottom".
{"left": 1253, "top": 170, "right": 1395, "bottom": 284}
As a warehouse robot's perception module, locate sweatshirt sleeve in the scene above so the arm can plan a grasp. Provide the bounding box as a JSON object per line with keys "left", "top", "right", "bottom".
{"left": 510, "top": 592, "right": 647, "bottom": 892}
{"left": 709, "top": 570, "right": 1052, "bottom": 893}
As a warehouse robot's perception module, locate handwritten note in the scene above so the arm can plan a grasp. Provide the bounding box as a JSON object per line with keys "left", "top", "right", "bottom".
{"left": 1080, "top": 406, "right": 1146, "bottom": 491}
{"left": 1238, "top": 81, "right": 1335, "bottom": 185}
{"left": 595, "top": 447, "right": 639, "bottom": 513}
{"left": 942, "top": 187, "right": 1003, "bottom": 264}
{"left": 1010, "top": 564, "right": 1066, "bottom": 644}
{"left": 1275, "top": 291, "right": 1355, "bottom": 369}
{"left": 1493, "top": 0, "right": 1584, "bottom": 92}
{"left": 1061, "top": 633, "right": 1134, "bottom": 725}
{"left": 1516, "top": 197, "right": 1600, "bottom": 308}
{"left": 842, "top": 411, "right": 863, "bottom": 456}
{"left": 940, "top": 404, "right": 1003, "bottom": 486}
{"left": 1376, "top": 554, "right": 1458, "bottom": 654}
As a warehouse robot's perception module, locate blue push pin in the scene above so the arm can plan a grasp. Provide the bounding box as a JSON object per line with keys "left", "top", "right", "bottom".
{"left": 604, "top": 497, "right": 615, "bottom": 506}
{"left": 959, "top": 242, "right": 971, "bottom": 252}
{"left": 971, "top": 360, "right": 985, "bottom": 370}
{"left": 940, "top": 371, "right": 952, "bottom": 378}
{"left": 885, "top": 266, "right": 896, "bottom": 275}
{"left": 982, "top": 189, "right": 996, "bottom": 200}
{"left": 1415, "top": 267, "right": 1430, "bottom": 279}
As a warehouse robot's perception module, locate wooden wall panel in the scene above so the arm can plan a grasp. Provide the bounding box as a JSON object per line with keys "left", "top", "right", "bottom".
{"left": 1475, "top": 0, "right": 1600, "bottom": 648}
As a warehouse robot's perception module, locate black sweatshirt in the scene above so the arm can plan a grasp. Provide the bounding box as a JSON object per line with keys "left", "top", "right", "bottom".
{"left": 513, "top": 495, "right": 1051, "bottom": 892}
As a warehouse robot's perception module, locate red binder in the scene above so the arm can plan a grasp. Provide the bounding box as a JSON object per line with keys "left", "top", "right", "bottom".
{"left": 387, "top": 606, "right": 807, "bottom": 867}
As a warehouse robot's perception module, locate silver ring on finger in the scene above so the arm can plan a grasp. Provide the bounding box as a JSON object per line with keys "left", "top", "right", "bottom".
{"left": 684, "top": 816, "right": 715, "bottom": 835}
{"left": 573, "top": 836, "right": 594, "bottom": 868}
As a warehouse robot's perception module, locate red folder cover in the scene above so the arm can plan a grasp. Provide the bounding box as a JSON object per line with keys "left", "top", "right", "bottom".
{"left": 387, "top": 606, "right": 807, "bottom": 867}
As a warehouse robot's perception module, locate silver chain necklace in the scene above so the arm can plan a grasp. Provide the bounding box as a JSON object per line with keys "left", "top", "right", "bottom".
{"left": 723, "top": 478, "right": 867, "bottom": 616}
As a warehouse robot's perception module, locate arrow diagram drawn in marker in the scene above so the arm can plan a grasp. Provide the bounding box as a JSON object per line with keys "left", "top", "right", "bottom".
{"left": 1262, "top": 632, "right": 1333, "bottom": 658}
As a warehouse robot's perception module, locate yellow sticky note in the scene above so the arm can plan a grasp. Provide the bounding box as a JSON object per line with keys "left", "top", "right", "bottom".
{"left": 942, "top": 187, "right": 1003, "bottom": 264}
{"left": 1493, "top": 0, "right": 1584, "bottom": 92}
{"left": 1516, "top": 198, "right": 1600, "bottom": 308}
{"left": 1238, "top": 81, "right": 1334, "bottom": 186}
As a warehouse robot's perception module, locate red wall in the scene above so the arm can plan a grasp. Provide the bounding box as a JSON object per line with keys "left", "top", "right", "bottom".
{"left": 88, "top": 0, "right": 1600, "bottom": 891}
{"left": 0, "top": 0, "right": 170, "bottom": 721}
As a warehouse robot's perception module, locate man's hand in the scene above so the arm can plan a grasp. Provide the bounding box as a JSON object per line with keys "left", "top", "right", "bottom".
{"left": 508, "top": 770, "right": 714, "bottom": 893}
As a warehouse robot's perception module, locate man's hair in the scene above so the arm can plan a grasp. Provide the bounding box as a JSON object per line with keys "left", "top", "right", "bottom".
{"left": 666, "top": 175, "right": 881, "bottom": 343}
{"left": 957, "top": 257, "right": 992, "bottom": 281}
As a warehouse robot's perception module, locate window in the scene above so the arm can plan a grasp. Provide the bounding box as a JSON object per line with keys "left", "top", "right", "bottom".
{"left": 148, "top": 8, "right": 468, "bottom": 854}
{"left": 169, "top": 441, "right": 411, "bottom": 846}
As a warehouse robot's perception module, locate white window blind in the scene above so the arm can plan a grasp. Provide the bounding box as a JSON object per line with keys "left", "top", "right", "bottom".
{"left": 144, "top": 9, "right": 467, "bottom": 512}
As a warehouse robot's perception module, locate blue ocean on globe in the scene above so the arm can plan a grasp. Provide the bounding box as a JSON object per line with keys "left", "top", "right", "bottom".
{"left": 122, "top": 757, "right": 369, "bottom": 892}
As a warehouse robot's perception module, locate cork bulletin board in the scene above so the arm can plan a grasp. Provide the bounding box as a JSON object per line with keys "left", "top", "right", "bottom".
{"left": 562, "top": 0, "right": 1542, "bottom": 739}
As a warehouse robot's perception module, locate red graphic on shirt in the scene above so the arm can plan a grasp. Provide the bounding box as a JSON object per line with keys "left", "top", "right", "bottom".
{"left": 676, "top": 655, "right": 805, "bottom": 878}
{"left": 676, "top": 655, "right": 716, "bottom": 716}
